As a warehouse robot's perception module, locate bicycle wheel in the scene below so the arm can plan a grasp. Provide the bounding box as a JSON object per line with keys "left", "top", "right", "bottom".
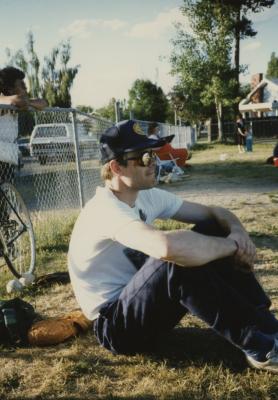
{"left": 0, "top": 182, "right": 35, "bottom": 279}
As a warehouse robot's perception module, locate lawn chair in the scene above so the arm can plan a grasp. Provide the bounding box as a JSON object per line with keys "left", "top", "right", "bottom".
{"left": 155, "top": 154, "right": 184, "bottom": 182}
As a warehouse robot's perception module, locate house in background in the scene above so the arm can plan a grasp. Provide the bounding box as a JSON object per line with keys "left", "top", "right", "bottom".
{"left": 239, "top": 73, "right": 278, "bottom": 118}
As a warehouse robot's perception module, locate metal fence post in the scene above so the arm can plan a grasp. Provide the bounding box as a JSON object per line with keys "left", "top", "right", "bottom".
{"left": 71, "top": 110, "right": 85, "bottom": 209}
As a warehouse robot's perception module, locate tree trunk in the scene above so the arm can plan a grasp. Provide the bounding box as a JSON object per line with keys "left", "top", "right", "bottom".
{"left": 215, "top": 98, "right": 223, "bottom": 141}
{"left": 195, "top": 122, "right": 201, "bottom": 139}
{"left": 234, "top": 6, "right": 241, "bottom": 94}
{"left": 206, "top": 118, "right": 212, "bottom": 143}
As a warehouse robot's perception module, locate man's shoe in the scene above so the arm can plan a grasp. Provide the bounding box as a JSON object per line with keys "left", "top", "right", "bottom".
{"left": 246, "top": 340, "right": 278, "bottom": 372}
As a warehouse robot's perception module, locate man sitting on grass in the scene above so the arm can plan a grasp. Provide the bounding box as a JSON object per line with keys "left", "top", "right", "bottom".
{"left": 68, "top": 119, "right": 278, "bottom": 372}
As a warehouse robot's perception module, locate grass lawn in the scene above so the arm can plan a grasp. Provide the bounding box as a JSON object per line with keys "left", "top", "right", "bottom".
{"left": 0, "top": 142, "right": 278, "bottom": 399}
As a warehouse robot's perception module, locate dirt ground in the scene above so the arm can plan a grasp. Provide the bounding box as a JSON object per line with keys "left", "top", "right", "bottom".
{"left": 167, "top": 176, "right": 277, "bottom": 208}
{"left": 160, "top": 143, "right": 277, "bottom": 208}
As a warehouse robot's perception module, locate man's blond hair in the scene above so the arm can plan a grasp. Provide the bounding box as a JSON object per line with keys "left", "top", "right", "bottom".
{"left": 101, "top": 162, "right": 113, "bottom": 181}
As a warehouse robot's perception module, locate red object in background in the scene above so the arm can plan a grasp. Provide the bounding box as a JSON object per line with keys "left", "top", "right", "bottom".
{"left": 274, "top": 158, "right": 278, "bottom": 167}
{"left": 154, "top": 143, "right": 189, "bottom": 167}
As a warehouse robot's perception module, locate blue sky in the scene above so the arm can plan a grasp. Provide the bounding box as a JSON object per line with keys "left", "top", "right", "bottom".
{"left": 1, "top": 0, "right": 278, "bottom": 109}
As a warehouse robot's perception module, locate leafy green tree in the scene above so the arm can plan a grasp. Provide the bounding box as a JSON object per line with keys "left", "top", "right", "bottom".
{"left": 182, "top": 1, "right": 274, "bottom": 90}
{"left": 41, "top": 40, "right": 79, "bottom": 107}
{"left": 76, "top": 105, "right": 94, "bottom": 114}
{"left": 96, "top": 98, "right": 117, "bottom": 121}
{"left": 117, "top": 99, "right": 130, "bottom": 121}
{"left": 266, "top": 52, "right": 278, "bottom": 79}
{"left": 222, "top": 0, "right": 274, "bottom": 86}
{"left": 5, "top": 32, "right": 41, "bottom": 98}
{"left": 6, "top": 32, "right": 79, "bottom": 108}
{"left": 171, "top": 2, "right": 237, "bottom": 139}
{"left": 128, "top": 79, "right": 169, "bottom": 122}
{"left": 239, "top": 82, "right": 251, "bottom": 98}
{"left": 171, "top": 1, "right": 273, "bottom": 139}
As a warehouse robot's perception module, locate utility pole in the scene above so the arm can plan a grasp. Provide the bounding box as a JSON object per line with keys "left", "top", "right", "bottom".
{"left": 114, "top": 100, "right": 120, "bottom": 123}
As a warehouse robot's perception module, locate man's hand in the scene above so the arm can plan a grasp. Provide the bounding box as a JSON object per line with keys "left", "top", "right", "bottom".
{"left": 228, "top": 229, "right": 257, "bottom": 272}
{"left": 29, "top": 98, "right": 48, "bottom": 110}
{"left": 8, "top": 94, "right": 30, "bottom": 109}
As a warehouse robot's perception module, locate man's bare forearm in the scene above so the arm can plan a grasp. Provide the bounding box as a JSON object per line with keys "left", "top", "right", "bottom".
{"left": 0, "top": 95, "right": 47, "bottom": 110}
{"left": 164, "top": 229, "right": 237, "bottom": 267}
{"left": 29, "top": 98, "right": 48, "bottom": 110}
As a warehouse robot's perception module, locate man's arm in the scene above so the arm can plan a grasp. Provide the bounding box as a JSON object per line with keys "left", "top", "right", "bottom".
{"left": 0, "top": 95, "right": 48, "bottom": 110}
{"left": 114, "top": 219, "right": 238, "bottom": 268}
{"left": 0, "top": 94, "right": 29, "bottom": 109}
{"left": 237, "top": 126, "right": 246, "bottom": 136}
{"left": 28, "top": 98, "right": 48, "bottom": 110}
{"left": 173, "top": 201, "right": 256, "bottom": 269}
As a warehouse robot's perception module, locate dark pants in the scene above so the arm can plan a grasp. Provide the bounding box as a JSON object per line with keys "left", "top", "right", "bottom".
{"left": 94, "top": 221, "right": 278, "bottom": 358}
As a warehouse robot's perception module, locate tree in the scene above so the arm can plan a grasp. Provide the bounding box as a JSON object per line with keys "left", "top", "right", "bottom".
{"left": 224, "top": 0, "right": 274, "bottom": 87}
{"left": 41, "top": 40, "right": 79, "bottom": 107}
{"left": 171, "top": 2, "right": 237, "bottom": 139}
{"left": 128, "top": 79, "right": 169, "bottom": 122}
{"left": 266, "top": 52, "right": 278, "bottom": 79}
{"left": 5, "top": 32, "right": 79, "bottom": 108}
{"left": 182, "top": 1, "right": 274, "bottom": 89}
{"left": 76, "top": 105, "right": 94, "bottom": 114}
{"left": 96, "top": 98, "right": 117, "bottom": 121}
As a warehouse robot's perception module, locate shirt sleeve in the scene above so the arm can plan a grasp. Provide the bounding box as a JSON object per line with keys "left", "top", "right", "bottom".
{"left": 148, "top": 188, "right": 183, "bottom": 220}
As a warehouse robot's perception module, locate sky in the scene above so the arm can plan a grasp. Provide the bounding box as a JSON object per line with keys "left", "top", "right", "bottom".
{"left": 1, "top": 0, "right": 278, "bottom": 109}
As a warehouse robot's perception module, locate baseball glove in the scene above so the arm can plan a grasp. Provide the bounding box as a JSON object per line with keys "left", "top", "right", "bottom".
{"left": 27, "top": 310, "right": 92, "bottom": 346}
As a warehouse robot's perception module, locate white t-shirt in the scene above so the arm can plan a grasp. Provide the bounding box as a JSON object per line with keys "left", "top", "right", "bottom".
{"left": 0, "top": 112, "right": 18, "bottom": 165}
{"left": 68, "top": 186, "right": 183, "bottom": 320}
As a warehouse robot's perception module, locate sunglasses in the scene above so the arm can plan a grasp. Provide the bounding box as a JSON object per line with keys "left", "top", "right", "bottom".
{"left": 124, "top": 150, "right": 156, "bottom": 167}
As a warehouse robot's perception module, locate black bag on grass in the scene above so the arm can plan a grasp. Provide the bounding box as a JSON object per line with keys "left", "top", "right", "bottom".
{"left": 0, "top": 297, "right": 36, "bottom": 346}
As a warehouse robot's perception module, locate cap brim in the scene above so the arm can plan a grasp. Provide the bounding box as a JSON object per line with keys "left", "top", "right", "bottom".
{"left": 163, "top": 134, "right": 175, "bottom": 143}
{"left": 123, "top": 134, "right": 175, "bottom": 153}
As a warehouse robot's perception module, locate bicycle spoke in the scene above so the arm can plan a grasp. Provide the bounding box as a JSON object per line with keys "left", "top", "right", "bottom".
{"left": 0, "top": 183, "right": 35, "bottom": 278}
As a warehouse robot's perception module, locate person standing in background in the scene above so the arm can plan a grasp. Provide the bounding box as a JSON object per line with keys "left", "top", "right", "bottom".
{"left": 236, "top": 114, "right": 246, "bottom": 153}
{"left": 245, "top": 122, "right": 253, "bottom": 152}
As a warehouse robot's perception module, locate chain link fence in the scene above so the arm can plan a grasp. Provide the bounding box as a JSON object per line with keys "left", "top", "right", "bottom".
{"left": 0, "top": 107, "right": 196, "bottom": 273}
{"left": 0, "top": 107, "right": 112, "bottom": 267}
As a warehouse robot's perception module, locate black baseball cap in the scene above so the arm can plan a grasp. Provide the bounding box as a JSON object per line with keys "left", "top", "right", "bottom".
{"left": 100, "top": 120, "right": 174, "bottom": 164}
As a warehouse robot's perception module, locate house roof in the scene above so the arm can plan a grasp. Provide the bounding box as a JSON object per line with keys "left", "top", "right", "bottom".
{"left": 239, "top": 101, "right": 278, "bottom": 113}
{"left": 239, "top": 77, "right": 278, "bottom": 113}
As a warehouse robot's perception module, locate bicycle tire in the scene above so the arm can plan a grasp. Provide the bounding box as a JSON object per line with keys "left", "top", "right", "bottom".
{"left": 0, "top": 182, "right": 35, "bottom": 278}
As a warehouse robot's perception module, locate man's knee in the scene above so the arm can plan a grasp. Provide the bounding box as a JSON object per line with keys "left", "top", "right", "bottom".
{"left": 192, "top": 218, "right": 228, "bottom": 237}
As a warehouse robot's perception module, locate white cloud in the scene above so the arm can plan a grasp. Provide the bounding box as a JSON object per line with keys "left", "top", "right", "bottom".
{"left": 100, "top": 19, "right": 127, "bottom": 31}
{"left": 243, "top": 41, "right": 262, "bottom": 51}
{"left": 60, "top": 20, "right": 93, "bottom": 38}
{"left": 60, "top": 18, "right": 127, "bottom": 38}
{"left": 60, "top": 8, "right": 189, "bottom": 41}
{"left": 127, "top": 7, "right": 190, "bottom": 39}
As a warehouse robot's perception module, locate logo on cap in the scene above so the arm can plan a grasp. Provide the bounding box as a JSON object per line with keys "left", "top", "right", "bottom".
{"left": 133, "top": 122, "right": 145, "bottom": 136}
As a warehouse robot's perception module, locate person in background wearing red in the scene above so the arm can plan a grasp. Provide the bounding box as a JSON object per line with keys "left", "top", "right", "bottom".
{"left": 147, "top": 122, "right": 190, "bottom": 168}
